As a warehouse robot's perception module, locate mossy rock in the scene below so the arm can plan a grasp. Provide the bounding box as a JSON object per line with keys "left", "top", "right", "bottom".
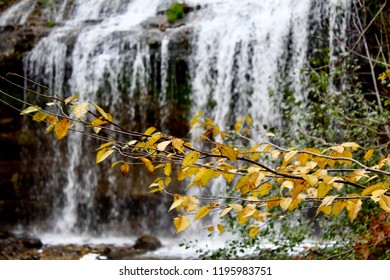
{"left": 167, "top": 2, "right": 185, "bottom": 23}
{"left": 133, "top": 235, "right": 162, "bottom": 251}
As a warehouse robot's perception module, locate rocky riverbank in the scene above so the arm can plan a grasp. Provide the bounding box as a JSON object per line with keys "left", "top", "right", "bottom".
{"left": 0, "top": 230, "right": 162, "bottom": 260}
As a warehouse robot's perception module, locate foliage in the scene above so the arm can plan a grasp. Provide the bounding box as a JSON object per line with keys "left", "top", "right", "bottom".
{"left": 1, "top": 79, "right": 389, "bottom": 246}
{"left": 167, "top": 2, "right": 185, "bottom": 23}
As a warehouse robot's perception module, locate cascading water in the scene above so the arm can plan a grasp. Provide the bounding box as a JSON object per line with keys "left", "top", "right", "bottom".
{"left": 1, "top": 0, "right": 354, "bottom": 246}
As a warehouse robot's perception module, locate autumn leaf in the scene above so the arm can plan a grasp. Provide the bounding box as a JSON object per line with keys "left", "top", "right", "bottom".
{"left": 20, "top": 106, "right": 41, "bottom": 115}
{"left": 249, "top": 226, "right": 260, "bottom": 238}
{"left": 220, "top": 207, "right": 232, "bottom": 218}
{"left": 89, "top": 102, "right": 112, "bottom": 121}
{"left": 280, "top": 197, "right": 292, "bottom": 211}
{"left": 140, "top": 158, "right": 155, "bottom": 174}
{"left": 169, "top": 196, "right": 183, "bottom": 211}
{"left": 195, "top": 206, "right": 211, "bottom": 221}
{"left": 65, "top": 94, "right": 79, "bottom": 105}
{"left": 96, "top": 148, "right": 115, "bottom": 163}
{"left": 283, "top": 150, "right": 297, "bottom": 166}
{"left": 164, "top": 162, "right": 172, "bottom": 177}
{"left": 217, "top": 143, "right": 237, "bottom": 161}
{"left": 364, "top": 149, "right": 374, "bottom": 161}
{"left": 228, "top": 204, "right": 243, "bottom": 212}
{"left": 302, "top": 174, "right": 318, "bottom": 187}
{"left": 341, "top": 142, "right": 360, "bottom": 151}
{"left": 157, "top": 140, "right": 171, "bottom": 151}
{"left": 172, "top": 138, "right": 185, "bottom": 154}
{"left": 332, "top": 200, "right": 346, "bottom": 217}
{"left": 144, "top": 133, "right": 162, "bottom": 149}
{"left": 182, "top": 151, "right": 200, "bottom": 168}
{"left": 54, "top": 118, "right": 70, "bottom": 140}
{"left": 318, "top": 182, "right": 333, "bottom": 199}
{"left": 120, "top": 163, "right": 130, "bottom": 176}
{"left": 378, "top": 195, "right": 390, "bottom": 212}
{"left": 173, "top": 215, "right": 190, "bottom": 233}
{"left": 361, "top": 182, "right": 390, "bottom": 197}
{"left": 32, "top": 111, "right": 47, "bottom": 122}
{"left": 71, "top": 102, "right": 89, "bottom": 119}
{"left": 217, "top": 224, "right": 225, "bottom": 233}
{"left": 346, "top": 199, "right": 362, "bottom": 221}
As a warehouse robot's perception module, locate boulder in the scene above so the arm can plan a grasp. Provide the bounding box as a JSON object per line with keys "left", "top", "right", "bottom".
{"left": 133, "top": 234, "right": 162, "bottom": 251}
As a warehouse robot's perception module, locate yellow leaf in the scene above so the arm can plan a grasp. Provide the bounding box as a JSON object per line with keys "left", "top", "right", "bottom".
{"left": 96, "top": 148, "right": 115, "bottom": 164}
{"left": 320, "top": 195, "right": 338, "bottom": 207}
{"left": 239, "top": 206, "right": 256, "bottom": 218}
{"left": 90, "top": 117, "right": 108, "bottom": 127}
{"left": 89, "top": 102, "right": 112, "bottom": 121}
{"left": 245, "top": 115, "right": 253, "bottom": 124}
{"left": 270, "top": 150, "right": 280, "bottom": 159}
{"left": 346, "top": 199, "right": 362, "bottom": 222}
{"left": 332, "top": 145, "right": 344, "bottom": 154}
{"left": 249, "top": 226, "right": 260, "bottom": 238}
{"left": 173, "top": 215, "right": 190, "bottom": 233}
{"left": 96, "top": 141, "right": 115, "bottom": 151}
{"left": 157, "top": 140, "right": 171, "bottom": 151}
{"left": 228, "top": 204, "right": 243, "bottom": 212}
{"left": 341, "top": 142, "right": 360, "bottom": 151}
{"left": 172, "top": 138, "right": 185, "bottom": 154}
{"left": 164, "top": 162, "right": 172, "bottom": 177}
{"left": 364, "top": 149, "right": 374, "bottom": 161}
{"left": 259, "top": 182, "right": 272, "bottom": 197}
{"left": 207, "top": 226, "right": 214, "bottom": 232}
{"left": 217, "top": 224, "right": 225, "bottom": 233}
{"left": 235, "top": 120, "right": 244, "bottom": 132}
{"left": 65, "top": 94, "right": 79, "bottom": 105}
{"left": 378, "top": 195, "right": 390, "bottom": 212}
{"left": 177, "top": 169, "right": 185, "bottom": 181}
{"left": 318, "top": 182, "right": 333, "bottom": 199}
{"left": 32, "top": 111, "right": 47, "bottom": 122}
{"left": 361, "top": 182, "right": 390, "bottom": 197}
{"left": 20, "top": 106, "right": 41, "bottom": 115}
{"left": 71, "top": 102, "right": 89, "bottom": 119}
{"left": 111, "top": 161, "right": 123, "bottom": 168}
{"left": 222, "top": 172, "right": 235, "bottom": 183}
{"left": 220, "top": 207, "right": 232, "bottom": 218}
{"left": 182, "top": 151, "right": 200, "bottom": 168}
{"left": 332, "top": 200, "right": 346, "bottom": 217}
{"left": 283, "top": 150, "right": 297, "bottom": 166}
{"left": 302, "top": 174, "right": 318, "bottom": 187}
{"left": 144, "top": 133, "right": 162, "bottom": 149}
{"left": 280, "top": 181, "right": 294, "bottom": 193}
{"left": 217, "top": 143, "right": 237, "bottom": 161}
{"left": 280, "top": 197, "right": 292, "bottom": 211}
{"left": 143, "top": 127, "right": 157, "bottom": 136}
{"left": 212, "top": 125, "right": 220, "bottom": 137}
{"left": 54, "top": 118, "right": 70, "bottom": 141}
{"left": 120, "top": 163, "right": 130, "bottom": 176}
{"left": 140, "top": 158, "right": 155, "bottom": 173}
{"left": 266, "top": 132, "right": 275, "bottom": 137}
{"left": 253, "top": 212, "right": 270, "bottom": 222}
{"left": 235, "top": 175, "right": 249, "bottom": 191}
{"left": 195, "top": 206, "right": 211, "bottom": 221}
{"left": 46, "top": 114, "right": 57, "bottom": 125}
{"left": 371, "top": 189, "right": 388, "bottom": 202}
{"left": 169, "top": 196, "right": 183, "bottom": 211}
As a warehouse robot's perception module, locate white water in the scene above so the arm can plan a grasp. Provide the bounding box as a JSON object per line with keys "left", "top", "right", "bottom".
{"left": 0, "top": 0, "right": 36, "bottom": 26}
{"left": 3, "top": 0, "right": 354, "bottom": 254}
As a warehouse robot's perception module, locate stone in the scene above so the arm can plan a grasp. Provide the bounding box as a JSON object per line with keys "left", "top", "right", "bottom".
{"left": 133, "top": 234, "right": 162, "bottom": 251}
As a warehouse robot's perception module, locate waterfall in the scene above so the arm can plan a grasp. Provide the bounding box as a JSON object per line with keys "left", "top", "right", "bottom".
{"left": 1, "top": 0, "right": 354, "bottom": 241}
{"left": 0, "top": 0, "right": 36, "bottom": 26}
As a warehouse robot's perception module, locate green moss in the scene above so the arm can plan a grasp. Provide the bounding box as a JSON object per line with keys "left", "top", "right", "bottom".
{"left": 167, "top": 2, "right": 185, "bottom": 23}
